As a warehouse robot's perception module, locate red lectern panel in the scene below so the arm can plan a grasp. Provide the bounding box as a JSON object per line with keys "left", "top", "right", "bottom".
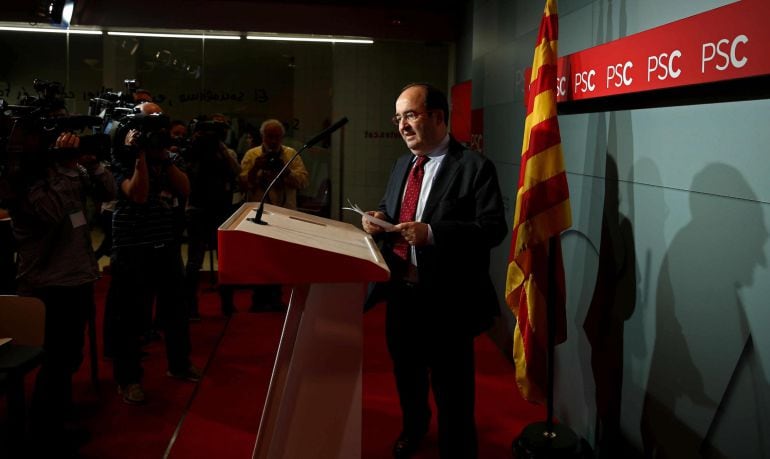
{"left": 216, "top": 203, "right": 389, "bottom": 459}
{"left": 218, "top": 203, "right": 389, "bottom": 285}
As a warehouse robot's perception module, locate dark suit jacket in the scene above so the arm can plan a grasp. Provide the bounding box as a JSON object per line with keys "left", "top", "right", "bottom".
{"left": 367, "top": 137, "right": 508, "bottom": 336}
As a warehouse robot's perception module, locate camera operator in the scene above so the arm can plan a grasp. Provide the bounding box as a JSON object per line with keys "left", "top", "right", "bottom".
{"left": 106, "top": 102, "right": 200, "bottom": 405}
{"left": 241, "top": 118, "right": 309, "bottom": 208}
{"left": 168, "top": 119, "right": 189, "bottom": 156}
{"left": 183, "top": 117, "right": 240, "bottom": 319}
{"left": 240, "top": 119, "right": 309, "bottom": 311}
{"left": 89, "top": 82, "right": 151, "bottom": 262}
{"left": 8, "top": 128, "right": 116, "bottom": 455}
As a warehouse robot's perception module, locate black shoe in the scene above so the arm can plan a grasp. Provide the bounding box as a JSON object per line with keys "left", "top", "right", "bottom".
{"left": 392, "top": 432, "right": 424, "bottom": 458}
{"left": 167, "top": 364, "right": 202, "bottom": 382}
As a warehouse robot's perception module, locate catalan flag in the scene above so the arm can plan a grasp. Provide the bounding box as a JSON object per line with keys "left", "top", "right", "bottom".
{"left": 505, "top": 0, "right": 571, "bottom": 404}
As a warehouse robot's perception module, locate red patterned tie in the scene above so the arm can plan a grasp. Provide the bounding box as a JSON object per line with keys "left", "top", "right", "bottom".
{"left": 393, "top": 155, "right": 429, "bottom": 260}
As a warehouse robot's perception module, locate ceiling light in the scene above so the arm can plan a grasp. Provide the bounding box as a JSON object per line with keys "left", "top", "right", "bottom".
{"left": 0, "top": 26, "right": 371, "bottom": 44}
{"left": 247, "top": 33, "right": 373, "bottom": 44}
{"left": 0, "top": 25, "right": 101, "bottom": 35}
{"left": 107, "top": 31, "right": 240, "bottom": 40}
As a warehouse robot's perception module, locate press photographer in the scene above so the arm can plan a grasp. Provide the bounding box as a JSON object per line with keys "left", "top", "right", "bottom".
{"left": 239, "top": 118, "right": 309, "bottom": 311}
{"left": 5, "top": 115, "right": 116, "bottom": 455}
{"left": 240, "top": 118, "right": 309, "bottom": 207}
{"left": 106, "top": 101, "right": 199, "bottom": 406}
{"left": 88, "top": 81, "right": 154, "bottom": 265}
{"left": 7, "top": 131, "right": 115, "bottom": 294}
{"left": 183, "top": 116, "right": 240, "bottom": 318}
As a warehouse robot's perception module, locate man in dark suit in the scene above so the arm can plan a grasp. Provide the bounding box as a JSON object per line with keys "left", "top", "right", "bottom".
{"left": 362, "top": 83, "right": 508, "bottom": 459}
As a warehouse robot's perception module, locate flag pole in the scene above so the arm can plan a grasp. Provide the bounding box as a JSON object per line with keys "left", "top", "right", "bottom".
{"left": 545, "top": 236, "right": 557, "bottom": 434}
{"left": 513, "top": 237, "right": 580, "bottom": 458}
{"left": 510, "top": 0, "right": 584, "bottom": 456}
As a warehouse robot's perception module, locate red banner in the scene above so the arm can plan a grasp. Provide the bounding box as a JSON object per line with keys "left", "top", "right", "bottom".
{"left": 555, "top": 0, "right": 769, "bottom": 105}
{"left": 450, "top": 80, "right": 472, "bottom": 143}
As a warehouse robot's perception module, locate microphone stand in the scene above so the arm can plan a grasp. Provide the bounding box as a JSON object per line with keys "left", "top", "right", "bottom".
{"left": 249, "top": 117, "right": 348, "bottom": 225}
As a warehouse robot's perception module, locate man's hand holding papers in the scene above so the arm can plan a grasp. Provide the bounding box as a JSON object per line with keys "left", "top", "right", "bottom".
{"left": 343, "top": 200, "right": 395, "bottom": 232}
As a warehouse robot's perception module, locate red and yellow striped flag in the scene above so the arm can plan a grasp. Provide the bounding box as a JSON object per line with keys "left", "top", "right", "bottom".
{"left": 505, "top": 0, "right": 571, "bottom": 404}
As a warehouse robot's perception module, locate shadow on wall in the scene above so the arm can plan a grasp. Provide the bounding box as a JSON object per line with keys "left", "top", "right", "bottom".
{"left": 577, "top": 0, "right": 643, "bottom": 443}
{"left": 641, "top": 163, "right": 768, "bottom": 457}
{"left": 583, "top": 154, "right": 637, "bottom": 458}
{"left": 618, "top": 157, "right": 665, "bottom": 457}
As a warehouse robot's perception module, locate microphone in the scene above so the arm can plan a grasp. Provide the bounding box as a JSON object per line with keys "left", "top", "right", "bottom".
{"left": 250, "top": 117, "right": 348, "bottom": 225}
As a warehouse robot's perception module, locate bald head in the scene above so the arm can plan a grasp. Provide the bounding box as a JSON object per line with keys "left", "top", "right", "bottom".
{"left": 136, "top": 102, "right": 163, "bottom": 115}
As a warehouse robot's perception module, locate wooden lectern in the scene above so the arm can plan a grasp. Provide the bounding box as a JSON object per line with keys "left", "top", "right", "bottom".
{"left": 218, "top": 203, "right": 389, "bottom": 459}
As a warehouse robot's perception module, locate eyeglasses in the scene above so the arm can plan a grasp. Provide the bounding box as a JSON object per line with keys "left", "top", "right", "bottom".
{"left": 391, "top": 110, "right": 432, "bottom": 126}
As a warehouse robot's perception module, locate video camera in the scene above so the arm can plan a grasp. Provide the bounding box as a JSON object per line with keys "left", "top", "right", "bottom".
{"left": 18, "top": 79, "right": 67, "bottom": 112}
{"left": 1, "top": 80, "right": 110, "bottom": 188}
{"left": 1, "top": 79, "right": 105, "bottom": 142}
{"left": 112, "top": 112, "right": 172, "bottom": 159}
{"left": 87, "top": 79, "right": 144, "bottom": 134}
{"left": 263, "top": 150, "right": 284, "bottom": 171}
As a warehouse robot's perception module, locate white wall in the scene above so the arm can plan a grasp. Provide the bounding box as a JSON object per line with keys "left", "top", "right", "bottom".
{"left": 463, "top": 0, "right": 770, "bottom": 456}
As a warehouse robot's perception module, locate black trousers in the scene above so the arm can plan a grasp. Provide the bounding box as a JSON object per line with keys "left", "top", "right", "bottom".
{"left": 29, "top": 284, "right": 93, "bottom": 434}
{"left": 385, "top": 282, "right": 478, "bottom": 459}
{"left": 108, "top": 244, "right": 191, "bottom": 385}
{"left": 184, "top": 207, "right": 233, "bottom": 314}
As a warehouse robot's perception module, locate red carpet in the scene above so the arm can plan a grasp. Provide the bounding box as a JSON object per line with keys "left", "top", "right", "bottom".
{"left": 3, "top": 276, "right": 543, "bottom": 458}
{"left": 75, "top": 277, "right": 231, "bottom": 459}
{"left": 166, "top": 310, "right": 285, "bottom": 458}
{"left": 361, "top": 305, "right": 545, "bottom": 459}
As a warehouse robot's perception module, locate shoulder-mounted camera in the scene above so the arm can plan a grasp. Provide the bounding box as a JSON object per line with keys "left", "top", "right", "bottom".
{"left": 115, "top": 112, "right": 172, "bottom": 153}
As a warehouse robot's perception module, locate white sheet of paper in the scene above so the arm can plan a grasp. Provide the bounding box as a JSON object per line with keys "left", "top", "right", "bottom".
{"left": 342, "top": 200, "right": 396, "bottom": 231}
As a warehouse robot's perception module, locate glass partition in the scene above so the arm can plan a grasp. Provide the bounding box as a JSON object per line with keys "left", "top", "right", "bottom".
{"left": 0, "top": 30, "right": 333, "bottom": 211}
